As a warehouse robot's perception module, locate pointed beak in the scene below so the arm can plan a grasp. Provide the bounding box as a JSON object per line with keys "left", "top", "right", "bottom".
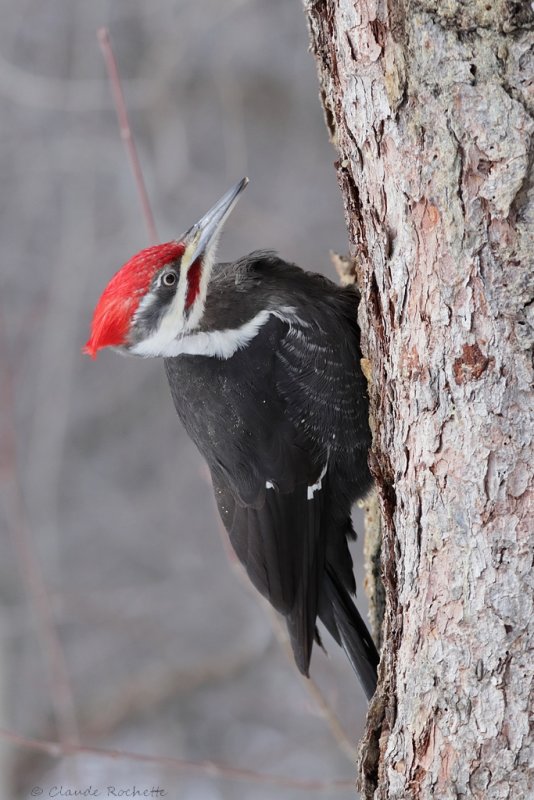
{"left": 182, "top": 177, "right": 248, "bottom": 265}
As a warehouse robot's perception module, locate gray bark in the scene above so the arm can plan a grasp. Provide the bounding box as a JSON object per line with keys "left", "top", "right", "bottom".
{"left": 304, "top": 1, "right": 534, "bottom": 798}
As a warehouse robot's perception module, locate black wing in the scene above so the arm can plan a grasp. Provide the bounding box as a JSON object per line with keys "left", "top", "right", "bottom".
{"left": 212, "top": 468, "right": 326, "bottom": 674}
{"left": 165, "top": 292, "right": 377, "bottom": 690}
{"left": 165, "top": 315, "right": 329, "bottom": 674}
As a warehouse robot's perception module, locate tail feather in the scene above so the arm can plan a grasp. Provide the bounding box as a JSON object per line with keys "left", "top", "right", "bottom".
{"left": 320, "top": 566, "right": 379, "bottom": 700}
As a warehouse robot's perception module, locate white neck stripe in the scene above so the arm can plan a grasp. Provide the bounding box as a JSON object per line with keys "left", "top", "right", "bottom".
{"left": 130, "top": 307, "right": 298, "bottom": 360}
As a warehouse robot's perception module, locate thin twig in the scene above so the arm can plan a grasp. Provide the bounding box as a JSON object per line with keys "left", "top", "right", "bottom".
{"left": 305, "top": 676, "right": 356, "bottom": 761}
{"left": 267, "top": 607, "right": 356, "bottom": 760}
{"left": 0, "top": 307, "right": 80, "bottom": 754}
{"left": 98, "top": 27, "right": 158, "bottom": 245}
{"left": 0, "top": 728, "right": 354, "bottom": 791}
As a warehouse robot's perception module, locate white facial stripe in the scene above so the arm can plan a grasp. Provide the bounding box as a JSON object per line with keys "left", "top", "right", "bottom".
{"left": 131, "top": 246, "right": 217, "bottom": 358}
{"left": 158, "top": 238, "right": 220, "bottom": 340}
{"left": 183, "top": 244, "right": 217, "bottom": 332}
{"left": 169, "top": 241, "right": 194, "bottom": 330}
{"left": 133, "top": 309, "right": 272, "bottom": 359}
{"left": 131, "top": 305, "right": 299, "bottom": 360}
{"left": 130, "top": 305, "right": 183, "bottom": 356}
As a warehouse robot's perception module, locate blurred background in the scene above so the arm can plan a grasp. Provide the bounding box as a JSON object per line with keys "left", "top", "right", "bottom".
{"left": 0, "top": 1, "right": 370, "bottom": 797}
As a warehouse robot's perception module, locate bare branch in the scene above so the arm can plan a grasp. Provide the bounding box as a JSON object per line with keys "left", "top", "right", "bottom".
{"left": 0, "top": 728, "right": 354, "bottom": 791}
{"left": 98, "top": 27, "right": 158, "bottom": 245}
{"left": 0, "top": 307, "right": 80, "bottom": 754}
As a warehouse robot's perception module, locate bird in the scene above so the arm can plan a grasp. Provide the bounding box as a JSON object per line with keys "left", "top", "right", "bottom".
{"left": 84, "top": 178, "right": 379, "bottom": 699}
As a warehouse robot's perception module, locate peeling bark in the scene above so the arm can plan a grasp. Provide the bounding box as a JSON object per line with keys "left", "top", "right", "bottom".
{"left": 304, "top": 1, "right": 534, "bottom": 798}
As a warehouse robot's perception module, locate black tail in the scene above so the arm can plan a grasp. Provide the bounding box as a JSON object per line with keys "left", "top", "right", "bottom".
{"left": 319, "top": 566, "right": 379, "bottom": 700}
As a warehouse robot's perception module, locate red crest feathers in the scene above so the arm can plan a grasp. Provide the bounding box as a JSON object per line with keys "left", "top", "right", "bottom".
{"left": 83, "top": 241, "right": 185, "bottom": 358}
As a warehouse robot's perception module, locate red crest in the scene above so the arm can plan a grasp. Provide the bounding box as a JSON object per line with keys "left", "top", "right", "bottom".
{"left": 84, "top": 241, "right": 185, "bottom": 358}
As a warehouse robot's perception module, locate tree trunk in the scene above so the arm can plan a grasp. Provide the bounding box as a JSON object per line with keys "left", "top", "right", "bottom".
{"left": 303, "top": 2, "right": 534, "bottom": 798}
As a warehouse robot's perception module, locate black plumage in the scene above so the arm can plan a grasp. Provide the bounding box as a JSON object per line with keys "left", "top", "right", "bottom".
{"left": 164, "top": 252, "right": 379, "bottom": 698}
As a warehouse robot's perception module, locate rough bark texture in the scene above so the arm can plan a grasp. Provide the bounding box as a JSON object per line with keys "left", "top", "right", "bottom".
{"left": 304, "top": 1, "right": 534, "bottom": 798}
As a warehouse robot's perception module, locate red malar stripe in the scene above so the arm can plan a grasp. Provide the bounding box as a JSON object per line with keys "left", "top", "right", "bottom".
{"left": 185, "top": 258, "right": 202, "bottom": 308}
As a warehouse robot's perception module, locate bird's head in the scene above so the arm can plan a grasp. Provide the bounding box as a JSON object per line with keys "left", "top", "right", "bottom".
{"left": 84, "top": 178, "right": 248, "bottom": 359}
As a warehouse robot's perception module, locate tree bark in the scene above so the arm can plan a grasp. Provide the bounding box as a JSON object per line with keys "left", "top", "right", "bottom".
{"left": 304, "top": 2, "right": 534, "bottom": 798}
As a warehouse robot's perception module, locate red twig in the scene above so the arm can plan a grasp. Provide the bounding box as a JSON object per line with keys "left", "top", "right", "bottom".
{"left": 98, "top": 27, "right": 159, "bottom": 245}
{"left": 0, "top": 728, "right": 354, "bottom": 791}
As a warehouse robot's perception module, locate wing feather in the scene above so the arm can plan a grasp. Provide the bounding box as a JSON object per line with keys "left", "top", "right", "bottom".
{"left": 212, "top": 466, "right": 326, "bottom": 674}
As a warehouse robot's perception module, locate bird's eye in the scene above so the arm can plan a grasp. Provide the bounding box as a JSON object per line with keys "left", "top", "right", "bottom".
{"left": 162, "top": 271, "right": 177, "bottom": 288}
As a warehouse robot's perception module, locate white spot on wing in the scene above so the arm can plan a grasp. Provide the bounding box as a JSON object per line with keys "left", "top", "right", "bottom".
{"left": 307, "top": 462, "right": 328, "bottom": 500}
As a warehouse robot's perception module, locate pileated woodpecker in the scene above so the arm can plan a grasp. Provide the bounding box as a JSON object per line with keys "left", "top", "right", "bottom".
{"left": 85, "top": 179, "right": 378, "bottom": 699}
